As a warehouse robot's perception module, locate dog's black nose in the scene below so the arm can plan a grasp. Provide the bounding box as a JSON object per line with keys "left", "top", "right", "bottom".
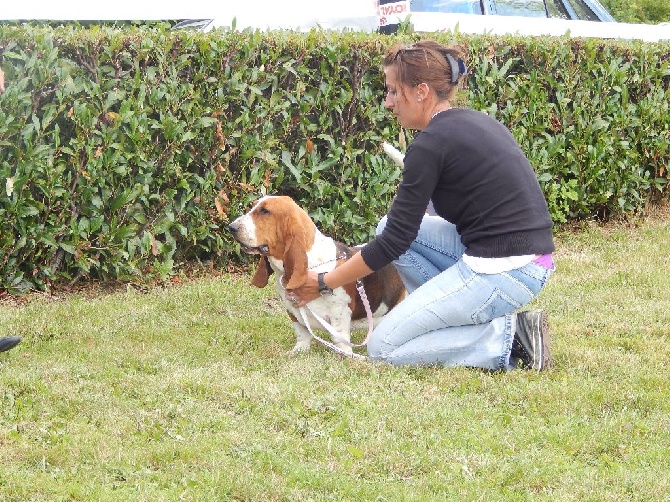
{"left": 228, "top": 223, "right": 239, "bottom": 234}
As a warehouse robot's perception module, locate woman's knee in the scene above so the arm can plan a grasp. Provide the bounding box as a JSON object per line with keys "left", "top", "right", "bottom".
{"left": 366, "top": 335, "right": 384, "bottom": 360}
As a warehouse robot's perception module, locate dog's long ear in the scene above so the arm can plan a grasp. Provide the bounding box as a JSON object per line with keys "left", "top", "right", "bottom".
{"left": 281, "top": 203, "right": 315, "bottom": 290}
{"left": 283, "top": 230, "right": 309, "bottom": 289}
{"left": 251, "top": 255, "right": 273, "bottom": 288}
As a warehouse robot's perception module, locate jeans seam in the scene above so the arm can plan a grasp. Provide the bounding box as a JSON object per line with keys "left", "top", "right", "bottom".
{"left": 499, "top": 314, "right": 514, "bottom": 369}
{"left": 376, "top": 267, "right": 476, "bottom": 358}
{"left": 401, "top": 252, "right": 432, "bottom": 284}
{"left": 414, "top": 237, "right": 462, "bottom": 262}
{"left": 501, "top": 271, "right": 534, "bottom": 297}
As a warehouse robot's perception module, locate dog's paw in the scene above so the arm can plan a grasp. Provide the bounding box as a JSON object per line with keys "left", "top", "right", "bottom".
{"left": 334, "top": 343, "right": 353, "bottom": 355}
{"left": 288, "top": 342, "right": 311, "bottom": 355}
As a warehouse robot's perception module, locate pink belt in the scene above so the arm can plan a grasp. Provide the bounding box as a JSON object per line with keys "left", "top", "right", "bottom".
{"left": 533, "top": 253, "right": 554, "bottom": 269}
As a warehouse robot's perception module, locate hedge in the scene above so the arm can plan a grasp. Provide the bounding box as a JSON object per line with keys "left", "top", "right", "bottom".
{"left": 0, "top": 24, "right": 668, "bottom": 292}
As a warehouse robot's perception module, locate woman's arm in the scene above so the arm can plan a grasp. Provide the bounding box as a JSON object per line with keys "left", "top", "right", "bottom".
{"left": 289, "top": 252, "right": 373, "bottom": 306}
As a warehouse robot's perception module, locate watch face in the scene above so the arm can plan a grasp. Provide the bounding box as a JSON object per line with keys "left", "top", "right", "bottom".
{"left": 320, "top": 288, "right": 334, "bottom": 296}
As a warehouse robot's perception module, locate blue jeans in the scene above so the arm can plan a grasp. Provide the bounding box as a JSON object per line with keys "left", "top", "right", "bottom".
{"left": 367, "top": 215, "right": 554, "bottom": 370}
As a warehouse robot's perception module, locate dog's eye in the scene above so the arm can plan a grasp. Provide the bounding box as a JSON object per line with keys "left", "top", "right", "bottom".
{"left": 258, "top": 207, "right": 270, "bottom": 215}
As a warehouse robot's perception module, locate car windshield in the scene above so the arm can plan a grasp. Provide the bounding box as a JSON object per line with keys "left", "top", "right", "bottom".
{"left": 494, "top": 0, "right": 548, "bottom": 16}
{"left": 411, "top": 0, "right": 484, "bottom": 15}
{"left": 411, "top": 0, "right": 550, "bottom": 17}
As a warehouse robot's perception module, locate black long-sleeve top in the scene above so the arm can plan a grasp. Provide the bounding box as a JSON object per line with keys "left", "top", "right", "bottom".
{"left": 361, "top": 108, "right": 555, "bottom": 272}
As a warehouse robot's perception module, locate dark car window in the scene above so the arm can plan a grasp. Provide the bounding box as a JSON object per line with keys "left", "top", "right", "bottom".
{"left": 566, "top": 0, "right": 603, "bottom": 20}
{"left": 545, "top": 0, "right": 572, "bottom": 18}
{"left": 545, "top": 0, "right": 612, "bottom": 20}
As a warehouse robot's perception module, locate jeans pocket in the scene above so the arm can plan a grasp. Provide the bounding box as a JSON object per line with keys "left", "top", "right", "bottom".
{"left": 472, "top": 288, "right": 521, "bottom": 324}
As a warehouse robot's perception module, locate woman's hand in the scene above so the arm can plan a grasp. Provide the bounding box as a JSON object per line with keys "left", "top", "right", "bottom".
{"left": 285, "top": 252, "right": 374, "bottom": 308}
{"left": 286, "top": 271, "right": 320, "bottom": 308}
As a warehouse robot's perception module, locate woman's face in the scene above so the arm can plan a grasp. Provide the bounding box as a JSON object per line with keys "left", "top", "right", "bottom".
{"left": 384, "top": 65, "right": 423, "bottom": 129}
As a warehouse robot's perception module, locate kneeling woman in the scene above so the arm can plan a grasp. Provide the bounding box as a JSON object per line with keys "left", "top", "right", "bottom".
{"left": 289, "top": 40, "right": 555, "bottom": 370}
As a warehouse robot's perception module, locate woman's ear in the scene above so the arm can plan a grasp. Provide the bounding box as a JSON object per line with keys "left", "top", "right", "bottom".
{"left": 416, "top": 82, "right": 430, "bottom": 102}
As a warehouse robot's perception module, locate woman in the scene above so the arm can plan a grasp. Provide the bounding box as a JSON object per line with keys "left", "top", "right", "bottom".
{"left": 290, "top": 40, "right": 555, "bottom": 370}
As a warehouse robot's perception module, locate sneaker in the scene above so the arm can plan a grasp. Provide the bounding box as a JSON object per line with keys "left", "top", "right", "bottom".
{"left": 0, "top": 336, "right": 21, "bottom": 353}
{"left": 512, "top": 310, "right": 552, "bottom": 371}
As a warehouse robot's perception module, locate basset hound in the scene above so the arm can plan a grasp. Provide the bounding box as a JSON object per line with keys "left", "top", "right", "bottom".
{"left": 228, "top": 195, "right": 406, "bottom": 355}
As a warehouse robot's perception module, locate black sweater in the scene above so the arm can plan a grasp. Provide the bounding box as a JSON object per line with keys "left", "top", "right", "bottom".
{"left": 361, "top": 108, "right": 555, "bottom": 272}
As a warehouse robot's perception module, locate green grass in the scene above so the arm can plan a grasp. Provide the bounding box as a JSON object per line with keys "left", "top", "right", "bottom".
{"left": 1, "top": 208, "right": 670, "bottom": 501}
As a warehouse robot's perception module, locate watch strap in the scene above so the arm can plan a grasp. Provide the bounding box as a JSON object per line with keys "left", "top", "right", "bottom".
{"left": 317, "top": 272, "right": 333, "bottom": 295}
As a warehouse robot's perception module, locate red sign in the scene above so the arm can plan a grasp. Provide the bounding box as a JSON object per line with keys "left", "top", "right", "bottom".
{"left": 377, "top": 0, "right": 410, "bottom": 26}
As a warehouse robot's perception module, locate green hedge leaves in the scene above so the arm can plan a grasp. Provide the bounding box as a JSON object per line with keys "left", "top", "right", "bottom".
{"left": 0, "top": 25, "right": 668, "bottom": 291}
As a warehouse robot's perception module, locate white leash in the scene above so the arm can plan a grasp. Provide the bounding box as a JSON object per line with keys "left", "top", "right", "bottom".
{"left": 278, "top": 271, "right": 375, "bottom": 359}
{"left": 297, "top": 279, "right": 375, "bottom": 360}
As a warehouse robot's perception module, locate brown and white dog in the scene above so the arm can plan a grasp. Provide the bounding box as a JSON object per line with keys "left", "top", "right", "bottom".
{"left": 228, "top": 195, "right": 405, "bottom": 354}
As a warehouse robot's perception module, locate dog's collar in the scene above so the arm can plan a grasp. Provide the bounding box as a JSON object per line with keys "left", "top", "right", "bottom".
{"left": 243, "top": 244, "right": 269, "bottom": 255}
{"left": 308, "top": 248, "right": 350, "bottom": 270}
{"left": 252, "top": 244, "right": 345, "bottom": 263}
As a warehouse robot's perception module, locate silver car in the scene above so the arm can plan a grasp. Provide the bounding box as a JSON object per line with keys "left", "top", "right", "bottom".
{"left": 171, "top": 0, "right": 669, "bottom": 42}
{"left": 407, "top": 0, "right": 615, "bottom": 21}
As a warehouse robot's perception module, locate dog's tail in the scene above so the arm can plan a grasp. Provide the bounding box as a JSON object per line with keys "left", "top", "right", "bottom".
{"left": 382, "top": 142, "right": 405, "bottom": 167}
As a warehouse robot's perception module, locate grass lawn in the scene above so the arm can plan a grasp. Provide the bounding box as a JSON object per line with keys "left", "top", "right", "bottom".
{"left": 1, "top": 206, "right": 669, "bottom": 501}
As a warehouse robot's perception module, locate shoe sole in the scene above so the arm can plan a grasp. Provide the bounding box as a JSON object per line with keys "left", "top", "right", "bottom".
{"left": 533, "top": 310, "right": 552, "bottom": 370}
{"left": 0, "top": 337, "right": 21, "bottom": 353}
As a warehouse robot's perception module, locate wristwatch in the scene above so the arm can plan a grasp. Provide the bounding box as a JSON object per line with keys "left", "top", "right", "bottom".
{"left": 317, "top": 272, "right": 334, "bottom": 296}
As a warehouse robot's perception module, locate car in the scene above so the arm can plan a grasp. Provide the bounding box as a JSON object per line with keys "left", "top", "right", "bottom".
{"left": 169, "top": 1, "right": 670, "bottom": 42}
{"left": 403, "top": 0, "right": 615, "bottom": 22}
{"left": 380, "top": 0, "right": 668, "bottom": 41}
{"left": 381, "top": 0, "right": 614, "bottom": 33}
